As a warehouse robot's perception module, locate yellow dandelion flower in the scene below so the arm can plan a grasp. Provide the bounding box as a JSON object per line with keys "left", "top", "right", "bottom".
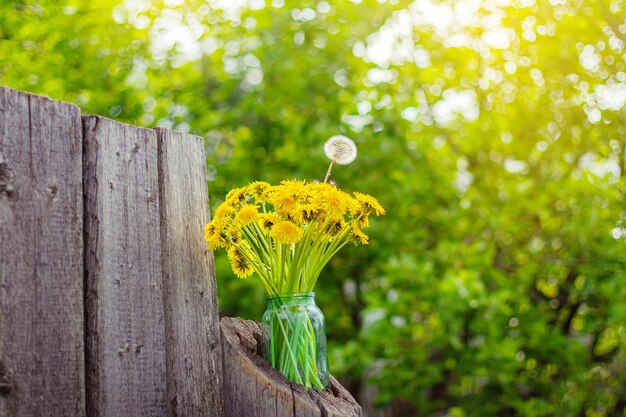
{"left": 205, "top": 220, "right": 230, "bottom": 249}
{"left": 228, "top": 247, "right": 254, "bottom": 278}
{"left": 280, "top": 179, "right": 307, "bottom": 196}
{"left": 214, "top": 204, "right": 235, "bottom": 222}
{"left": 248, "top": 181, "right": 270, "bottom": 200}
{"left": 311, "top": 182, "right": 334, "bottom": 193}
{"left": 209, "top": 206, "right": 232, "bottom": 234}
{"left": 358, "top": 212, "right": 370, "bottom": 228}
{"left": 204, "top": 222, "right": 216, "bottom": 241}
{"left": 301, "top": 203, "right": 318, "bottom": 221}
{"left": 328, "top": 219, "right": 347, "bottom": 237}
{"left": 320, "top": 187, "right": 350, "bottom": 220}
{"left": 226, "top": 225, "right": 242, "bottom": 244}
{"left": 273, "top": 194, "right": 299, "bottom": 216}
{"left": 259, "top": 212, "right": 279, "bottom": 230}
{"left": 227, "top": 246, "right": 240, "bottom": 261}
{"left": 271, "top": 220, "right": 304, "bottom": 244}
{"left": 235, "top": 204, "right": 259, "bottom": 226}
{"left": 347, "top": 196, "right": 363, "bottom": 217}
{"left": 351, "top": 222, "right": 369, "bottom": 245}
{"left": 208, "top": 235, "right": 227, "bottom": 250}
{"left": 353, "top": 192, "right": 385, "bottom": 216}
{"left": 225, "top": 186, "right": 248, "bottom": 204}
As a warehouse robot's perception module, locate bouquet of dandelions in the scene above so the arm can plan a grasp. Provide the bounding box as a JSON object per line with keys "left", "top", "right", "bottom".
{"left": 204, "top": 135, "right": 384, "bottom": 390}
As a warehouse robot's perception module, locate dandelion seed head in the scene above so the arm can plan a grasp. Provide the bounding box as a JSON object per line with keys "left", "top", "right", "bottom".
{"left": 324, "top": 135, "right": 357, "bottom": 165}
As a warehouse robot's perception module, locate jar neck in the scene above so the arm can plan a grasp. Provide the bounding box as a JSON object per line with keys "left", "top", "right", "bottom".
{"left": 266, "top": 292, "right": 315, "bottom": 306}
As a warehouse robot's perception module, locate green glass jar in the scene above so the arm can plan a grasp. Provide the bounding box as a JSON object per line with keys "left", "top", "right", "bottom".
{"left": 261, "top": 292, "right": 329, "bottom": 390}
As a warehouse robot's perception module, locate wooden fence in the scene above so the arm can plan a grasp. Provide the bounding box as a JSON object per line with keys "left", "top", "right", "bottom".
{"left": 0, "top": 86, "right": 360, "bottom": 417}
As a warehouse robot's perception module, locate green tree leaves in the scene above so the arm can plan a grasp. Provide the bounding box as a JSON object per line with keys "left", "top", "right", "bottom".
{"left": 2, "top": 0, "right": 624, "bottom": 415}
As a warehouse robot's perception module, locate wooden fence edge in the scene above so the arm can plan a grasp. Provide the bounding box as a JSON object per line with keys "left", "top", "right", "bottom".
{"left": 157, "top": 127, "right": 225, "bottom": 417}
{"left": 0, "top": 86, "right": 86, "bottom": 417}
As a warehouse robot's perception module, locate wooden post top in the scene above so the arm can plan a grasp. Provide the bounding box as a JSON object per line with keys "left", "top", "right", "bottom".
{"left": 221, "top": 317, "right": 362, "bottom": 417}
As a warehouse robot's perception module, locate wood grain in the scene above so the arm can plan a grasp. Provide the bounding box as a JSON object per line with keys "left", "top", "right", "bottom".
{"left": 0, "top": 87, "right": 85, "bottom": 417}
{"left": 83, "top": 115, "right": 167, "bottom": 417}
{"left": 157, "top": 128, "right": 225, "bottom": 417}
{"left": 220, "top": 317, "right": 362, "bottom": 417}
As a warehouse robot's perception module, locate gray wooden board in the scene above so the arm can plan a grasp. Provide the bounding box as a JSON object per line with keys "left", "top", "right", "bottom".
{"left": 0, "top": 87, "right": 86, "bottom": 417}
{"left": 83, "top": 115, "right": 167, "bottom": 417}
{"left": 220, "top": 317, "right": 362, "bottom": 417}
{"left": 156, "top": 128, "right": 225, "bottom": 417}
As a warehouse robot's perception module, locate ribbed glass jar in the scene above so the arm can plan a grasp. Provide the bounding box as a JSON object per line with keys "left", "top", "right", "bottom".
{"left": 261, "top": 292, "right": 328, "bottom": 390}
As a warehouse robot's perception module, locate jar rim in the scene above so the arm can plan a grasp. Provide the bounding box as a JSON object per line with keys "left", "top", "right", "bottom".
{"left": 266, "top": 292, "right": 315, "bottom": 302}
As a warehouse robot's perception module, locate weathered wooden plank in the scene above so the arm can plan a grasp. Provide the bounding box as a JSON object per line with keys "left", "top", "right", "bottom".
{"left": 156, "top": 128, "right": 225, "bottom": 417}
{"left": 311, "top": 375, "right": 363, "bottom": 417}
{"left": 0, "top": 87, "right": 85, "bottom": 417}
{"left": 220, "top": 317, "right": 362, "bottom": 417}
{"left": 83, "top": 116, "right": 167, "bottom": 417}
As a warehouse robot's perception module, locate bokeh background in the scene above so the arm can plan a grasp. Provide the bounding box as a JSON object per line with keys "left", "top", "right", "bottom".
{"left": 2, "top": 0, "right": 625, "bottom": 415}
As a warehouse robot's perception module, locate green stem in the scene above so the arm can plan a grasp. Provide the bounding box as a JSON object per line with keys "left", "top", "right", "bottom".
{"left": 323, "top": 161, "right": 334, "bottom": 183}
{"left": 268, "top": 305, "right": 324, "bottom": 390}
{"left": 275, "top": 312, "right": 304, "bottom": 385}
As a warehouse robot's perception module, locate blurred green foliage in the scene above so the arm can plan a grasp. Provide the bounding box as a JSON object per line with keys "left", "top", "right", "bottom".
{"left": 2, "top": 0, "right": 625, "bottom": 415}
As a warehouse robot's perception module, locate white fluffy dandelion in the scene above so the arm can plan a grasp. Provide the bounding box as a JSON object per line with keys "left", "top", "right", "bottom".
{"left": 323, "top": 135, "right": 357, "bottom": 182}
{"left": 324, "top": 135, "right": 357, "bottom": 165}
